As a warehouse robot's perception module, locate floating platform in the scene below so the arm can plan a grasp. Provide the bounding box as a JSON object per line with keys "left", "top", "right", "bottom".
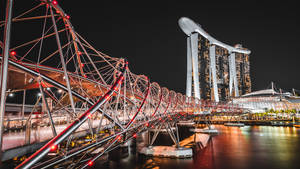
{"left": 148, "top": 127, "right": 176, "bottom": 132}
{"left": 224, "top": 123, "right": 245, "bottom": 127}
{"left": 139, "top": 146, "right": 193, "bottom": 158}
{"left": 190, "top": 127, "right": 218, "bottom": 134}
{"left": 271, "top": 121, "right": 293, "bottom": 126}
{"left": 177, "top": 121, "right": 195, "bottom": 126}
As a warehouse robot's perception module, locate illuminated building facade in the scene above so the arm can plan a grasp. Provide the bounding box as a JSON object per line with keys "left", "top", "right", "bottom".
{"left": 179, "top": 17, "right": 251, "bottom": 101}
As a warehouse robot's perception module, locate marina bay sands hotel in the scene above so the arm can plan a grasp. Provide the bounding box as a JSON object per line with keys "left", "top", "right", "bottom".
{"left": 179, "top": 17, "right": 251, "bottom": 102}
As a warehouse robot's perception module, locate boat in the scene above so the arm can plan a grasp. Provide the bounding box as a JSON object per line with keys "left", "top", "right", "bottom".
{"left": 190, "top": 125, "right": 218, "bottom": 134}
{"left": 294, "top": 124, "right": 300, "bottom": 128}
{"left": 271, "top": 121, "right": 293, "bottom": 126}
{"left": 293, "top": 122, "right": 300, "bottom": 128}
{"left": 224, "top": 123, "right": 245, "bottom": 127}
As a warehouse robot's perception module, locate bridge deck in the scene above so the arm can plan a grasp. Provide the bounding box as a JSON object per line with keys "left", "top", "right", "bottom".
{"left": 1, "top": 119, "right": 107, "bottom": 161}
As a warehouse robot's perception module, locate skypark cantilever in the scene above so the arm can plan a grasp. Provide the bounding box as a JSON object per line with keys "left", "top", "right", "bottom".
{"left": 178, "top": 17, "right": 251, "bottom": 54}
{"left": 179, "top": 17, "right": 252, "bottom": 102}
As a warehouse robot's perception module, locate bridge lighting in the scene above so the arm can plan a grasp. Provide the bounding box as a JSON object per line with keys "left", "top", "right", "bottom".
{"left": 81, "top": 63, "right": 84, "bottom": 67}
{"left": 133, "top": 133, "right": 137, "bottom": 138}
{"left": 10, "top": 51, "right": 16, "bottom": 56}
{"left": 87, "top": 113, "right": 92, "bottom": 119}
{"left": 113, "top": 86, "right": 118, "bottom": 91}
{"left": 105, "top": 95, "right": 110, "bottom": 100}
{"left": 8, "top": 93, "right": 14, "bottom": 97}
{"left": 117, "top": 135, "right": 122, "bottom": 141}
{"left": 58, "top": 89, "right": 62, "bottom": 93}
{"left": 66, "top": 15, "right": 70, "bottom": 19}
{"left": 87, "top": 160, "right": 94, "bottom": 166}
{"left": 52, "top": 0, "right": 58, "bottom": 5}
{"left": 50, "top": 144, "right": 57, "bottom": 151}
{"left": 47, "top": 87, "right": 51, "bottom": 91}
{"left": 28, "top": 78, "right": 34, "bottom": 83}
{"left": 37, "top": 93, "right": 42, "bottom": 97}
{"left": 83, "top": 75, "right": 87, "bottom": 78}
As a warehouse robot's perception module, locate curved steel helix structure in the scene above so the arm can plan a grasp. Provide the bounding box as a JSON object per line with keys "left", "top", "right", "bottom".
{"left": 0, "top": 1, "right": 243, "bottom": 168}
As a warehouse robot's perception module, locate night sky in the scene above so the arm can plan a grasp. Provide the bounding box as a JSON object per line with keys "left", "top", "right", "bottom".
{"left": 3, "top": 0, "right": 300, "bottom": 94}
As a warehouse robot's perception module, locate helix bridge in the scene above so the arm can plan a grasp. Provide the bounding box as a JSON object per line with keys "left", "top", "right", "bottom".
{"left": 0, "top": 1, "right": 244, "bottom": 168}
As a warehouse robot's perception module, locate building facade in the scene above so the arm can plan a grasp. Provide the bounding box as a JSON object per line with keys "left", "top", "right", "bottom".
{"left": 179, "top": 17, "right": 251, "bottom": 102}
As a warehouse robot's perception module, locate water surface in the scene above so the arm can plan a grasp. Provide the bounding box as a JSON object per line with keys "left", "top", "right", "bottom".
{"left": 97, "top": 125, "right": 300, "bottom": 169}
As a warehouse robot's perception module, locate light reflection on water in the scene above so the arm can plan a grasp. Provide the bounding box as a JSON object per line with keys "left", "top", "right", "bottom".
{"left": 192, "top": 125, "right": 300, "bottom": 169}
{"left": 96, "top": 125, "right": 300, "bottom": 169}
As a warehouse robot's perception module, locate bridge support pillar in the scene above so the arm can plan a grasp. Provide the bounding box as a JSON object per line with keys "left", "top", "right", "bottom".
{"left": 21, "top": 89, "right": 26, "bottom": 127}
{"left": 38, "top": 79, "right": 57, "bottom": 137}
{"left": 140, "top": 122, "right": 192, "bottom": 158}
{"left": 192, "top": 114, "right": 218, "bottom": 134}
{"left": 0, "top": 0, "right": 13, "bottom": 159}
